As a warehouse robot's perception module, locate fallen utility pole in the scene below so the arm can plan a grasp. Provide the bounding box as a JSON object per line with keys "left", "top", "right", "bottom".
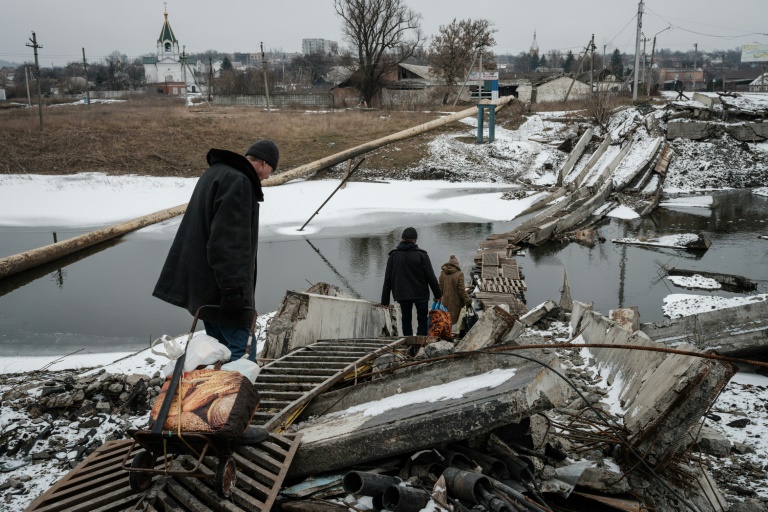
{"left": 0, "top": 204, "right": 187, "bottom": 280}
{"left": 298, "top": 158, "right": 364, "bottom": 231}
{"left": 264, "top": 95, "right": 514, "bottom": 187}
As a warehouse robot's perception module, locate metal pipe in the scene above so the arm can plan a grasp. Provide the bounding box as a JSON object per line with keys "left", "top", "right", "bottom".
{"left": 382, "top": 486, "right": 431, "bottom": 512}
{"left": 442, "top": 467, "right": 490, "bottom": 504}
{"left": 342, "top": 471, "right": 402, "bottom": 496}
{"left": 298, "top": 158, "right": 364, "bottom": 231}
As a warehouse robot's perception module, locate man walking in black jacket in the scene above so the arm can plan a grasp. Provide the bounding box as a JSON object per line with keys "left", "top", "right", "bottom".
{"left": 153, "top": 140, "right": 279, "bottom": 361}
{"left": 381, "top": 227, "right": 442, "bottom": 336}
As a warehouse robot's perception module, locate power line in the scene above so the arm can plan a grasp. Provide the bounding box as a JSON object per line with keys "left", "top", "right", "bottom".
{"left": 646, "top": 6, "right": 768, "bottom": 39}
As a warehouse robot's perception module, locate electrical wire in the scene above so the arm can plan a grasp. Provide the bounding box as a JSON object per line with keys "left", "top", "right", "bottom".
{"left": 645, "top": 6, "right": 768, "bottom": 40}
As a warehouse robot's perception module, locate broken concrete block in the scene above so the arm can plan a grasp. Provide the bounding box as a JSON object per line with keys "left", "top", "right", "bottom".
{"left": 262, "top": 291, "right": 401, "bottom": 360}
{"left": 695, "top": 426, "right": 732, "bottom": 457}
{"left": 454, "top": 306, "right": 517, "bottom": 352}
{"left": 520, "top": 300, "right": 559, "bottom": 327}
{"left": 577, "top": 463, "right": 630, "bottom": 494}
{"left": 571, "top": 307, "right": 736, "bottom": 467}
{"left": 573, "top": 228, "right": 596, "bottom": 247}
{"left": 609, "top": 306, "right": 640, "bottom": 332}
{"left": 290, "top": 351, "right": 570, "bottom": 479}
{"left": 424, "top": 341, "right": 455, "bottom": 359}
{"left": 640, "top": 297, "right": 768, "bottom": 356}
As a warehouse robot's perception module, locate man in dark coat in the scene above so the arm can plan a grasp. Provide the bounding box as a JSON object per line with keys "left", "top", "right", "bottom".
{"left": 381, "top": 227, "right": 442, "bottom": 336}
{"left": 153, "top": 140, "right": 279, "bottom": 361}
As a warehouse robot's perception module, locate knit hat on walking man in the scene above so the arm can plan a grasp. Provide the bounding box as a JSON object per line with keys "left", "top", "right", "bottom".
{"left": 402, "top": 227, "right": 418, "bottom": 241}
{"left": 246, "top": 140, "right": 279, "bottom": 171}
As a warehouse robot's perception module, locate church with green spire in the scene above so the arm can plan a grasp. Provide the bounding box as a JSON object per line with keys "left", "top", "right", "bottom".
{"left": 142, "top": 3, "right": 196, "bottom": 95}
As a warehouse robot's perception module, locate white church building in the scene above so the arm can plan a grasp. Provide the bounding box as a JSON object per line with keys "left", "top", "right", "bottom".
{"left": 143, "top": 7, "right": 197, "bottom": 95}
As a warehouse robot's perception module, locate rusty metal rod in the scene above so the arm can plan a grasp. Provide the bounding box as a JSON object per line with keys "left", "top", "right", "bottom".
{"left": 298, "top": 158, "right": 364, "bottom": 231}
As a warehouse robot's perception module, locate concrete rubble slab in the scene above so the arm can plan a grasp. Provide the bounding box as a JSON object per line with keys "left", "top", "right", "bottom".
{"left": 570, "top": 301, "right": 736, "bottom": 466}
{"left": 639, "top": 297, "right": 768, "bottom": 357}
{"left": 454, "top": 305, "right": 516, "bottom": 352}
{"left": 262, "top": 291, "right": 401, "bottom": 360}
{"left": 288, "top": 351, "right": 570, "bottom": 479}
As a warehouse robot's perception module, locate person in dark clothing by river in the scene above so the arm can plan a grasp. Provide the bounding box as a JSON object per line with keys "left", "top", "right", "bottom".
{"left": 153, "top": 140, "right": 279, "bottom": 361}
{"left": 381, "top": 227, "right": 442, "bottom": 336}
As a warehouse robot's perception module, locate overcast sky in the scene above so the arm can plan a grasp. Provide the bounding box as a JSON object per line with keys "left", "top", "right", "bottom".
{"left": 2, "top": 0, "right": 766, "bottom": 67}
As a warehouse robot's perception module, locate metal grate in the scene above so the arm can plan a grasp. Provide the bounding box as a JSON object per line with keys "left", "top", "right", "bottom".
{"left": 26, "top": 337, "right": 405, "bottom": 512}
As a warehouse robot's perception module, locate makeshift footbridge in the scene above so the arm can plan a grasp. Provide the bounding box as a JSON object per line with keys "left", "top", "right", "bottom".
{"left": 25, "top": 337, "right": 406, "bottom": 512}
{"left": 468, "top": 128, "right": 671, "bottom": 316}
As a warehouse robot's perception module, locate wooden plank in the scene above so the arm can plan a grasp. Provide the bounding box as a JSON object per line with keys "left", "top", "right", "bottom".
{"left": 481, "top": 252, "right": 500, "bottom": 266}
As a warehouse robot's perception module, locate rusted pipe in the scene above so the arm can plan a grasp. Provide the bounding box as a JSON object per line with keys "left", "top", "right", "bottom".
{"left": 342, "top": 471, "right": 402, "bottom": 496}
{"left": 440, "top": 450, "right": 475, "bottom": 471}
{"left": 382, "top": 486, "right": 431, "bottom": 512}
{"left": 442, "top": 467, "right": 491, "bottom": 504}
{"left": 448, "top": 444, "right": 509, "bottom": 479}
{"left": 0, "top": 204, "right": 188, "bottom": 281}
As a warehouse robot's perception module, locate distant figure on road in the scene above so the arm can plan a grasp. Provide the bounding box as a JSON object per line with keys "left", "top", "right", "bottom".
{"left": 153, "top": 140, "right": 279, "bottom": 360}
{"left": 439, "top": 254, "right": 472, "bottom": 326}
{"left": 381, "top": 227, "right": 442, "bottom": 336}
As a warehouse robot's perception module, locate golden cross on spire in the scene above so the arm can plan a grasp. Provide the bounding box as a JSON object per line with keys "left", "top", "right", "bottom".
{"left": 164, "top": 1, "right": 168, "bottom": 16}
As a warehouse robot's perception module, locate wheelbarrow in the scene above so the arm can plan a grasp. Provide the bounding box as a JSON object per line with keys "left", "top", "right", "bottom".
{"left": 122, "top": 305, "right": 265, "bottom": 498}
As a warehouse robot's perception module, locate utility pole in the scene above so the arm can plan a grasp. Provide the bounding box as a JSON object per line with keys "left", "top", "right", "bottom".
{"left": 208, "top": 56, "right": 213, "bottom": 102}
{"left": 632, "top": 0, "right": 644, "bottom": 101}
{"left": 722, "top": 53, "right": 726, "bottom": 92}
{"left": 589, "top": 34, "right": 595, "bottom": 94}
{"left": 82, "top": 48, "right": 90, "bottom": 109}
{"left": 647, "top": 37, "right": 657, "bottom": 96}
{"left": 641, "top": 36, "right": 648, "bottom": 96}
{"left": 692, "top": 43, "right": 698, "bottom": 92}
{"left": 24, "top": 66, "right": 32, "bottom": 107}
{"left": 564, "top": 36, "right": 593, "bottom": 102}
{"left": 261, "top": 42, "right": 271, "bottom": 112}
{"left": 26, "top": 32, "right": 44, "bottom": 130}
{"left": 603, "top": 44, "right": 607, "bottom": 70}
{"left": 181, "top": 45, "right": 188, "bottom": 104}
{"left": 479, "top": 47, "right": 484, "bottom": 100}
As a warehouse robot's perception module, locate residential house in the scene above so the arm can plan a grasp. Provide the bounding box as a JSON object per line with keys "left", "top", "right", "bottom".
{"left": 749, "top": 73, "right": 768, "bottom": 92}
{"left": 0, "top": 66, "right": 16, "bottom": 86}
{"left": 724, "top": 69, "right": 763, "bottom": 91}
{"left": 658, "top": 67, "right": 705, "bottom": 91}
{"left": 535, "top": 76, "right": 590, "bottom": 103}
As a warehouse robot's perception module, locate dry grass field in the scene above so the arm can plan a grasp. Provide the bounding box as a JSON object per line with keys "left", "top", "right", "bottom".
{"left": 0, "top": 97, "right": 477, "bottom": 177}
{"left": 0, "top": 95, "right": 613, "bottom": 178}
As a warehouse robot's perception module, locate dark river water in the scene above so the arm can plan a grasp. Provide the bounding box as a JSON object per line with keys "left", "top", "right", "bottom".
{"left": 0, "top": 189, "right": 766, "bottom": 358}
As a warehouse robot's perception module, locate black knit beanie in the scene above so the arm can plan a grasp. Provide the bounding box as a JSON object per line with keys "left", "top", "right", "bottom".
{"left": 246, "top": 140, "right": 279, "bottom": 170}
{"left": 402, "top": 227, "right": 418, "bottom": 240}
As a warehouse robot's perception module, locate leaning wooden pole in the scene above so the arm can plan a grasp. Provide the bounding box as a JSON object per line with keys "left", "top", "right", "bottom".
{"left": 0, "top": 97, "right": 514, "bottom": 280}
{"left": 0, "top": 204, "right": 187, "bottom": 280}
{"left": 262, "top": 96, "right": 515, "bottom": 187}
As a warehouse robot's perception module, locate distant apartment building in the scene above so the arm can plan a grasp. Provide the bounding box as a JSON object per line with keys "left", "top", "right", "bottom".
{"left": 302, "top": 38, "right": 338, "bottom": 56}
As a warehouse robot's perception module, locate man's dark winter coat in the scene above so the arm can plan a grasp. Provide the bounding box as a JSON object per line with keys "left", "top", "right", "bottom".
{"left": 381, "top": 242, "right": 441, "bottom": 304}
{"left": 153, "top": 149, "right": 263, "bottom": 328}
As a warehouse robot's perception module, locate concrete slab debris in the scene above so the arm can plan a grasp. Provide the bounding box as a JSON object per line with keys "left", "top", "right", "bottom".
{"left": 570, "top": 301, "right": 736, "bottom": 467}
{"left": 262, "top": 291, "right": 400, "bottom": 360}
{"left": 454, "top": 306, "right": 517, "bottom": 352}
{"left": 288, "top": 351, "right": 570, "bottom": 479}
{"left": 639, "top": 296, "right": 768, "bottom": 357}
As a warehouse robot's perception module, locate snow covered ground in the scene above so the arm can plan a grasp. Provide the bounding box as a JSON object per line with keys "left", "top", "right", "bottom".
{"left": 1, "top": 105, "right": 768, "bottom": 509}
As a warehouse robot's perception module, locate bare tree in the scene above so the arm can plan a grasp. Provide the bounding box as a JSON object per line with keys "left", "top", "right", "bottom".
{"left": 428, "top": 18, "right": 496, "bottom": 104}
{"left": 334, "top": 0, "right": 423, "bottom": 106}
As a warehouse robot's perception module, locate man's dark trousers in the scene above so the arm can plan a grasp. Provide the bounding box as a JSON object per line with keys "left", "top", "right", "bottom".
{"left": 398, "top": 300, "right": 429, "bottom": 336}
